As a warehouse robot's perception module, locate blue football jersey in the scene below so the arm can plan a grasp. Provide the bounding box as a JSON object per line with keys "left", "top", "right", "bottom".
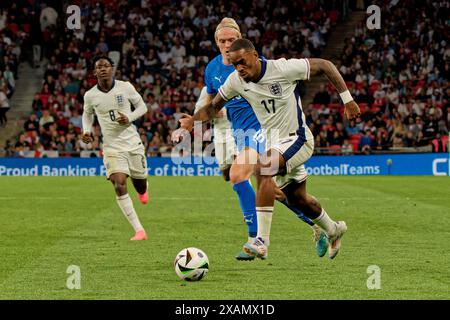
{"left": 205, "top": 55, "right": 261, "bottom": 132}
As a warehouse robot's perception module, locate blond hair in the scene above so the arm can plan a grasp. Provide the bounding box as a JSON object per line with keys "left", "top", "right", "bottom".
{"left": 214, "top": 17, "right": 241, "bottom": 41}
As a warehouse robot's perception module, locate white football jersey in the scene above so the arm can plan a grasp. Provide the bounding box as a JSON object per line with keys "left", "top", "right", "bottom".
{"left": 218, "top": 58, "right": 314, "bottom": 147}
{"left": 195, "top": 86, "right": 232, "bottom": 143}
{"left": 83, "top": 80, "right": 146, "bottom": 153}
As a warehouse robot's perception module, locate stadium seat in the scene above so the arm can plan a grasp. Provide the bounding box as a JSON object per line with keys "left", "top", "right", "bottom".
{"left": 442, "top": 135, "right": 449, "bottom": 152}
{"left": 356, "top": 82, "right": 366, "bottom": 91}
{"left": 350, "top": 134, "right": 361, "bottom": 141}
{"left": 359, "top": 103, "right": 369, "bottom": 112}
{"left": 328, "top": 10, "right": 339, "bottom": 24}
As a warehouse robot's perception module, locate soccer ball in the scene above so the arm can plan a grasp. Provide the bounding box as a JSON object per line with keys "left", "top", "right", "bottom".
{"left": 174, "top": 247, "right": 209, "bottom": 281}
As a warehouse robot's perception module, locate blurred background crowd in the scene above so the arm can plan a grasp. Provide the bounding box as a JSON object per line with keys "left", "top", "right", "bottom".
{"left": 1, "top": 0, "right": 448, "bottom": 157}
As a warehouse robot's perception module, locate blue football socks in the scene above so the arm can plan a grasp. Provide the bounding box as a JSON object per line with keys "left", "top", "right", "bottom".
{"left": 233, "top": 180, "right": 258, "bottom": 238}
{"left": 278, "top": 198, "right": 315, "bottom": 226}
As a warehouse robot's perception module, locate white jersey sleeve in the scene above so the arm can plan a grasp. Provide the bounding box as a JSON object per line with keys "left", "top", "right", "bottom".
{"left": 276, "top": 58, "right": 310, "bottom": 83}
{"left": 82, "top": 92, "right": 95, "bottom": 134}
{"left": 125, "top": 81, "right": 148, "bottom": 122}
{"left": 218, "top": 72, "right": 240, "bottom": 102}
{"left": 195, "top": 86, "right": 231, "bottom": 132}
{"left": 194, "top": 86, "right": 210, "bottom": 113}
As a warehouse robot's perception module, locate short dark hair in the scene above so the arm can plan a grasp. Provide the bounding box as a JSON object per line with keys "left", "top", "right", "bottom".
{"left": 93, "top": 55, "right": 114, "bottom": 68}
{"left": 229, "top": 38, "right": 255, "bottom": 53}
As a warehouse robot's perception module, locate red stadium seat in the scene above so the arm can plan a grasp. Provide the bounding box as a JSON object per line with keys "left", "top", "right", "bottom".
{"left": 349, "top": 135, "right": 361, "bottom": 152}
{"left": 328, "top": 10, "right": 339, "bottom": 24}
{"left": 370, "top": 106, "right": 381, "bottom": 113}
{"left": 442, "top": 135, "right": 449, "bottom": 152}
{"left": 369, "top": 82, "right": 380, "bottom": 95}
{"left": 356, "top": 82, "right": 366, "bottom": 91}
{"left": 350, "top": 134, "right": 362, "bottom": 144}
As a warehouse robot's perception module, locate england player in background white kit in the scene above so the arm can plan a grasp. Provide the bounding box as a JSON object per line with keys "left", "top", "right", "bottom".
{"left": 178, "top": 39, "right": 361, "bottom": 260}
{"left": 82, "top": 56, "right": 149, "bottom": 241}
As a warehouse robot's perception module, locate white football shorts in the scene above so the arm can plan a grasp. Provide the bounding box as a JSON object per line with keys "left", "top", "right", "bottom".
{"left": 103, "top": 147, "right": 148, "bottom": 179}
{"left": 270, "top": 137, "right": 314, "bottom": 189}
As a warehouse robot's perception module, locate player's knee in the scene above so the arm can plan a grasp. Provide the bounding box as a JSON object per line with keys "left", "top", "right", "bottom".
{"left": 112, "top": 179, "right": 127, "bottom": 195}
{"left": 229, "top": 166, "right": 251, "bottom": 185}
{"left": 274, "top": 188, "right": 286, "bottom": 201}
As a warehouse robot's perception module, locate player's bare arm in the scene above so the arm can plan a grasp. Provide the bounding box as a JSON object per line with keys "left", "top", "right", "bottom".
{"left": 172, "top": 91, "right": 227, "bottom": 143}
{"left": 179, "top": 94, "right": 226, "bottom": 131}
{"left": 308, "top": 58, "right": 361, "bottom": 120}
{"left": 81, "top": 99, "right": 94, "bottom": 143}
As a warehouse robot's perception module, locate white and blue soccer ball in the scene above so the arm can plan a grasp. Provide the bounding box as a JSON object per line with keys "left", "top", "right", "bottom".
{"left": 174, "top": 247, "right": 209, "bottom": 281}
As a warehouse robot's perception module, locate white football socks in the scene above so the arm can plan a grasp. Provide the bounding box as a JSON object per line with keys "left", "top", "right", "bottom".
{"left": 256, "top": 207, "right": 273, "bottom": 245}
{"left": 116, "top": 194, "right": 144, "bottom": 232}
{"left": 312, "top": 208, "right": 336, "bottom": 237}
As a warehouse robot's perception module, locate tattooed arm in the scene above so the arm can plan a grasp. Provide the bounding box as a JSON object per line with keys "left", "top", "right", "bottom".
{"left": 308, "top": 58, "right": 361, "bottom": 120}
{"left": 172, "top": 93, "right": 226, "bottom": 143}
{"left": 178, "top": 93, "right": 226, "bottom": 131}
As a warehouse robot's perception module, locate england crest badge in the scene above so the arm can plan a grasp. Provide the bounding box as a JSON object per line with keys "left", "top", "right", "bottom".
{"left": 268, "top": 83, "right": 282, "bottom": 96}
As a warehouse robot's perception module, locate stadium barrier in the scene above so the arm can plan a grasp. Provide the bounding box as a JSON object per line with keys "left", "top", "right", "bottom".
{"left": 0, "top": 153, "right": 449, "bottom": 176}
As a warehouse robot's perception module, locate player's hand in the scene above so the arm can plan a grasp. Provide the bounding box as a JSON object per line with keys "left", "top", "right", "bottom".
{"left": 344, "top": 101, "right": 361, "bottom": 120}
{"left": 171, "top": 128, "right": 190, "bottom": 144}
{"left": 216, "top": 108, "right": 226, "bottom": 118}
{"left": 117, "top": 111, "right": 130, "bottom": 125}
{"left": 82, "top": 132, "right": 93, "bottom": 144}
{"left": 179, "top": 113, "right": 194, "bottom": 131}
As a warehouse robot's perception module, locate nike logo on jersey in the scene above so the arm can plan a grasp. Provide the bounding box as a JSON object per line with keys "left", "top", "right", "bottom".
{"left": 244, "top": 88, "right": 250, "bottom": 91}
{"left": 214, "top": 76, "right": 222, "bottom": 83}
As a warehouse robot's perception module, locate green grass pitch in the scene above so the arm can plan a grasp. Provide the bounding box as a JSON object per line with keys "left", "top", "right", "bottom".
{"left": 0, "top": 176, "right": 449, "bottom": 299}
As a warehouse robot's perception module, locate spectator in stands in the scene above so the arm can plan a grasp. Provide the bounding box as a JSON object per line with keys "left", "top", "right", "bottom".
{"left": 14, "top": 134, "right": 31, "bottom": 156}
{"left": 69, "top": 109, "right": 82, "bottom": 132}
{"left": 341, "top": 139, "right": 353, "bottom": 155}
{"left": 359, "top": 130, "right": 373, "bottom": 153}
{"left": 404, "top": 131, "right": 416, "bottom": 148}
{"left": 24, "top": 113, "right": 39, "bottom": 132}
{"left": 431, "top": 133, "right": 448, "bottom": 153}
{"left": 39, "top": 3, "right": 58, "bottom": 32}
{"left": 345, "top": 119, "right": 360, "bottom": 135}
{"left": 0, "top": 86, "right": 9, "bottom": 126}
{"left": 313, "top": 84, "right": 330, "bottom": 105}
{"left": 39, "top": 109, "right": 54, "bottom": 127}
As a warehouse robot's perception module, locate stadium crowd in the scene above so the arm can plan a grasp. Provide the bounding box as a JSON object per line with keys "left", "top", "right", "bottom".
{"left": 8, "top": 0, "right": 341, "bottom": 157}
{"left": 307, "top": 0, "right": 449, "bottom": 154}
{"left": 5, "top": 0, "right": 449, "bottom": 157}
{"left": 0, "top": 3, "right": 26, "bottom": 128}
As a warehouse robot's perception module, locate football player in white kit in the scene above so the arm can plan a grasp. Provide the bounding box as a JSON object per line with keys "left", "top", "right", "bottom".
{"left": 178, "top": 39, "right": 361, "bottom": 259}
{"left": 194, "top": 87, "right": 237, "bottom": 179}
{"left": 186, "top": 19, "right": 327, "bottom": 261}
{"left": 82, "top": 56, "right": 149, "bottom": 241}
